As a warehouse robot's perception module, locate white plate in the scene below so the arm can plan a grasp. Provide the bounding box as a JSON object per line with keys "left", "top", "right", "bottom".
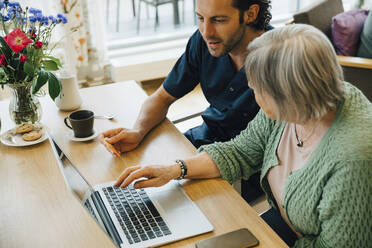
{"left": 67, "top": 129, "right": 99, "bottom": 142}
{"left": 0, "top": 123, "right": 48, "bottom": 147}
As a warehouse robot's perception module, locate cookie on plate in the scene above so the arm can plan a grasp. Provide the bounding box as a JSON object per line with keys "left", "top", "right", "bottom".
{"left": 16, "top": 124, "right": 34, "bottom": 134}
{"left": 22, "top": 130, "right": 42, "bottom": 141}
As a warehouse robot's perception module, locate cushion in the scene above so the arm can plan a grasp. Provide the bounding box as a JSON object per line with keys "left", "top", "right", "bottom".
{"left": 331, "top": 9, "right": 369, "bottom": 56}
{"left": 357, "top": 10, "right": 372, "bottom": 58}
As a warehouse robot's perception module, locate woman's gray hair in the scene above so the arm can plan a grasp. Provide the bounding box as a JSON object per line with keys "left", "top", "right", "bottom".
{"left": 245, "top": 24, "right": 345, "bottom": 123}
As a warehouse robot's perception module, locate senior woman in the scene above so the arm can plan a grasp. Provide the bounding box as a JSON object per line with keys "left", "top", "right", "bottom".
{"left": 110, "top": 24, "right": 372, "bottom": 247}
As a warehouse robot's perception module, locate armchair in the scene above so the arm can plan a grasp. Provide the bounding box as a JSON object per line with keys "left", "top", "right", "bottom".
{"left": 293, "top": 0, "right": 372, "bottom": 101}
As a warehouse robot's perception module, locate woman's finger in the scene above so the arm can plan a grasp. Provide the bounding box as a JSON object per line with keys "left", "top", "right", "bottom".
{"left": 114, "top": 166, "right": 141, "bottom": 187}
{"left": 120, "top": 166, "right": 154, "bottom": 188}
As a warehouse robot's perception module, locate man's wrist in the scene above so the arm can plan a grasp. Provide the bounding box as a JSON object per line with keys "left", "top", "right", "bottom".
{"left": 133, "top": 127, "right": 146, "bottom": 140}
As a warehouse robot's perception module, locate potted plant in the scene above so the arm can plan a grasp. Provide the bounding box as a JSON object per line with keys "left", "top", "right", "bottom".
{"left": 0, "top": 1, "right": 67, "bottom": 124}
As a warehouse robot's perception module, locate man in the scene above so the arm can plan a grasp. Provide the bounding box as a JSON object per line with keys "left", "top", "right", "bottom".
{"left": 101, "top": 0, "right": 272, "bottom": 202}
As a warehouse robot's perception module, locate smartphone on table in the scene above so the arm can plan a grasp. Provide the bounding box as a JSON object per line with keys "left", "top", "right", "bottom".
{"left": 195, "top": 228, "right": 259, "bottom": 248}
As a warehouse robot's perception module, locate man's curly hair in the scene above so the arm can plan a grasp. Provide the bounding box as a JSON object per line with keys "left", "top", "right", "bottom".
{"left": 232, "top": 0, "right": 272, "bottom": 30}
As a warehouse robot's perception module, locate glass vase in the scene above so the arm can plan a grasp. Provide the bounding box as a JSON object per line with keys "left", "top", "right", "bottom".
{"left": 8, "top": 82, "right": 42, "bottom": 125}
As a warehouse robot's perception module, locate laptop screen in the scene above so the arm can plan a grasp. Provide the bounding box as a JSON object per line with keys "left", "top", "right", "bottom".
{"left": 49, "top": 137, "right": 94, "bottom": 201}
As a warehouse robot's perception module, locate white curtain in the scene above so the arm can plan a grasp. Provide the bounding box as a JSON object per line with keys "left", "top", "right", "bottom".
{"left": 19, "top": 0, "right": 112, "bottom": 85}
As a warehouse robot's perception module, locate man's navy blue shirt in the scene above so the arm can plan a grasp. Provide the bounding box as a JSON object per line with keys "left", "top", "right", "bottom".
{"left": 163, "top": 30, "right": 260, "bottom": 147}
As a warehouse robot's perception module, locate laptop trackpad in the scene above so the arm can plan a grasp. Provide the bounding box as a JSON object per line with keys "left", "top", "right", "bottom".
{"left": 151, "top": 187, "right": 192, "bottom": 214}
{"left": 145, "top": 182, "right": 213, "bottom": 236}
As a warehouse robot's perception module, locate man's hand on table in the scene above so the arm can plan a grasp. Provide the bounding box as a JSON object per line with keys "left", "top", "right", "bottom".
{"left": 99, "top": 128, "right": 143, "bottom": 156}
{"left": 114, "top": 164, "right": 180, "bottom": 189}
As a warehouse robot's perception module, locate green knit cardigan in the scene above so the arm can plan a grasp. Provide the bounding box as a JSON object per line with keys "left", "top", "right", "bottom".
{"left": 198, "top": 83, "right": 372, "bottom": 247}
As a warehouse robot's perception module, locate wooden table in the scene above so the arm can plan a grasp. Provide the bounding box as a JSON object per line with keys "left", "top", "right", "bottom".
{"left": 0, "top": 81, "right": 288, "bottom": 248}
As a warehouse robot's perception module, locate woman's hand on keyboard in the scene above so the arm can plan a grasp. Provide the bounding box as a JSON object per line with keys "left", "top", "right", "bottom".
{"left": 114, "top": 163, "right": 180, "bottom": 189}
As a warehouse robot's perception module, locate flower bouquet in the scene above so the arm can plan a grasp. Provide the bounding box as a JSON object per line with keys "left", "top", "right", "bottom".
{"left": 0, "top": 1, "right": 67, "bottom": 124}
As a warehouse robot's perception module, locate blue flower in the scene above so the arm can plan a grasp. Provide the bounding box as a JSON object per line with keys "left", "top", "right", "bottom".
{"left": 56, "top": 14, "right": 67, "bottom": 24}
{"left": 8, "top": 2, "right": 20, "bottom": 7}
{"left": 4, "top": 0, "right": 9, "bottom": 5}
{"left": 7, "top": 10, "right": 14, "bottom": 18}
{"left": 41, "top": 16, "right": 49, "bottom": 25}
{"left": 49, "top": 16, "right": 57, "bottom": 23}
{"left": 0, "top": 2, "right": 4, "bottom": 9}
{"left": 36, "top": 13, "right": 43, "bottom": 22}
{"left": 29, "top": 15, "right": 36, "bottom": 23}
{"left": 15, "top": 12, "right": 21, "bottom": 21}
{"left": 29, "top": 8, "right": 41, "bottom": 15}
{"left": 2, "top": 15, "right": 9, "bottom": 22}
{"left": 48, "top": 15, "right": 57, "bottom": 23}
{"left": 8, "top": 6, "right": 16, "bottom": 13}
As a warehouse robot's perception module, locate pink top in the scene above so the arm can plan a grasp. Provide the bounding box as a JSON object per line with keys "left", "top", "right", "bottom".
{"left": 267, "top": 123, "right": 327, "bottom": 237}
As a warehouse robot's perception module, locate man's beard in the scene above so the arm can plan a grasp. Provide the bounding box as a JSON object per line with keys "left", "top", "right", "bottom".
{"left": 205, "top": 24, "right": 246, "bottom": 57}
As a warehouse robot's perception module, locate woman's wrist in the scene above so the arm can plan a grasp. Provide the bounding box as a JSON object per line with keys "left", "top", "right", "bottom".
{"left": 170, "top": 163, "right": 182, "bottom": 180}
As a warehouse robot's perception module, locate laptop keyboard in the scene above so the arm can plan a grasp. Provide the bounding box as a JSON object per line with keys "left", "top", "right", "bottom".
{"left": 84, "top": 200, "right": 98, "bottom": 221}
{"left": 103, "top": 185, "right": 172, "bottom": 245}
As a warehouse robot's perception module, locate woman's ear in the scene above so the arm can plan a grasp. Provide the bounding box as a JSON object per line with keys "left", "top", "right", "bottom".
{"left": 245, "top": 4, "right": 260, "bottom": 25}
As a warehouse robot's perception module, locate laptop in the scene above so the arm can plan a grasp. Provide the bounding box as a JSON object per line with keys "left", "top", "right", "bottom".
{"left": 48, "top": 135, "right": 213, "bottom": 248}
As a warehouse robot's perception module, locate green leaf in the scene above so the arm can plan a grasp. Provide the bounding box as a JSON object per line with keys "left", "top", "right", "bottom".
{"left": 47, "top": 72, "right": 62, "bottom": 101}
{"left": 44, "top": 56, "right": 62, "bottom": 67}
{"left": 32, "top": 70, "right": 49, "bottom": 94}
{"left": 23, "top": 61, "right": 35, "bottom": 77}
{"left": 0, "top": 68, "right": 7, "bottom": 83}
{"left": 26, "top": 46, "right": 36, "bottom": 60}
{"left": 42, "top": 60, "right": 59, "bottom": 71}
{"left": 0, "top": 36, "right": 12, "bottom": 58}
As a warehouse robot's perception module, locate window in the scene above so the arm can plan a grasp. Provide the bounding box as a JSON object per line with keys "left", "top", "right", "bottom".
{"left": 106, "top": 0, "right": 362, "bottom": 68}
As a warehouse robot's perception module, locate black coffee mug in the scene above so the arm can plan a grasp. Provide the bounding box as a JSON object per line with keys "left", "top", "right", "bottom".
{"left": 64, "top": 110, "right": 94, "bottom": 138}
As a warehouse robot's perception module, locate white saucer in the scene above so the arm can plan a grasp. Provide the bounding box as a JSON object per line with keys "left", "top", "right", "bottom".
{"left": 0, "top": 123, "right": 48, "bottom": 147}
{"left": 67, "top": 129, "right": 99, "bottom": 142}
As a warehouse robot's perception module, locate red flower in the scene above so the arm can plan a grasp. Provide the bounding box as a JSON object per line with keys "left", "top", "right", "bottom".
{"left": 35, "top": 41, "right": 43, "bottom": 49}
{"left": 4, "top": 28, "right": 33, "bottom": 53}
{"left": 19, "top": 54, "right": 28, "bottom": 62}
{"left": 0, "top": 54, "right": 6, "bottom": 67}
